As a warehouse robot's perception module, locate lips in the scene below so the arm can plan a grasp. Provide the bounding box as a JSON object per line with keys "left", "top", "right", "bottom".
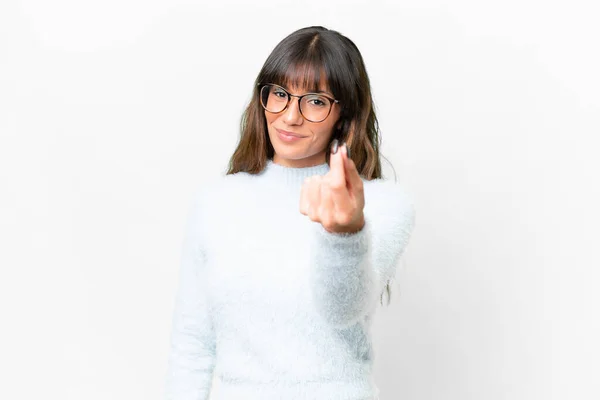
{"left": 276, "top": 128, "right": 305, "bottom": 138}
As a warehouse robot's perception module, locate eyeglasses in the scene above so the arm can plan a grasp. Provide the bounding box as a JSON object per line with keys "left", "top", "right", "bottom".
{"left": 259, "top": 83, "right": 340, "bottom": 123}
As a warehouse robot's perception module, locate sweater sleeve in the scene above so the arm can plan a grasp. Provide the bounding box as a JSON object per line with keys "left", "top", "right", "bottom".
{"left": 165, "top": 187, "right": 216, "bottom": 400}
{"left": 309, "top": 180, "right": 416, "bottom": 329}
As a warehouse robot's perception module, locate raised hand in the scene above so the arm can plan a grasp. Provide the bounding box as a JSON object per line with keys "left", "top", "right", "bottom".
{"left": 299, "top": 139, "right": 365, "bottom": 234}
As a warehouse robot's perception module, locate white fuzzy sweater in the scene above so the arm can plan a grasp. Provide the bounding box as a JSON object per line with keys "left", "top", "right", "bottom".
{"left": 164, "top": 159, "right": 416, "bottom": 400}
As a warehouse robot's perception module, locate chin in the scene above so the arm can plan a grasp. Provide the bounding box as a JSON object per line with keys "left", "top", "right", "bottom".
{"left": 274, "top": 151, "right": 304, "bottom": 161}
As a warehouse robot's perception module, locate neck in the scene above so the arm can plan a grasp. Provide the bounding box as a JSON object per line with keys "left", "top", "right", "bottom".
{"left": 273, "top": 152, "right": 327, "bottom": 168}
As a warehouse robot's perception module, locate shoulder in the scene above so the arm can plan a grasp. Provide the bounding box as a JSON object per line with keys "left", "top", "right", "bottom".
{"left": 183, "top": 172, "right": 255, "bottom": 238}
{"left": 362, "top": 178, "right": 416, "bottom": 231}
{"left": 363, "top": 178, "right": 415, "bottom": 210}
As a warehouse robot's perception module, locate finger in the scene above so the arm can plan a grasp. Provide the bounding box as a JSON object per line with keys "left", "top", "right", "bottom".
{"left": 327, "top": 142, "right": 354, "bottom": 213}
{"left": 328, "top": 139, "right": 346, "bottom": 191}
{"left": 342, "top": 144, "right": 363, "bottom": 195}
{"left": 319, "top": 181, "right": 335, "bottom": 230}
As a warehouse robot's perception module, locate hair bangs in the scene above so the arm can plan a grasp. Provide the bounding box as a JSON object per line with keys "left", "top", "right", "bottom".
{"left": 264, "top": 52, "right": 330, "bottom": 94}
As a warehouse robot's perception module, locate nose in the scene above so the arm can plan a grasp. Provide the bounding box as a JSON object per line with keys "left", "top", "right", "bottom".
{"left": 282, "top": 97, "right": 303, "bottom": 125}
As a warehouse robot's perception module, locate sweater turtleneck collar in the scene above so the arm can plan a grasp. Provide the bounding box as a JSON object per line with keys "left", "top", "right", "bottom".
{"left": 259, "top": 159, "right": 330, "bottom": 187}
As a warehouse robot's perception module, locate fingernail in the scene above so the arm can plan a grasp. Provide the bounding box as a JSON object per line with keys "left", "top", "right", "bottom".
{"left": 345, "top": 144, "right": 351, "bottom": 159}
{"left": 331, "top": 139, "right": 339, "bottom": 154}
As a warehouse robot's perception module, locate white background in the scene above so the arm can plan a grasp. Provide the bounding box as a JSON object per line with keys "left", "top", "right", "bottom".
{"left": 1, "top": 0, "right": 599, "bottom": 399}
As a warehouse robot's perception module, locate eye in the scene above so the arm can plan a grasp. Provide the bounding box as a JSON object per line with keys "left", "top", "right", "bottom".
{"left": 272, "top": 89, "right": 287, "bottom": 98}
{"left": 305, "top": 95, "right": 329, "bottom": 107}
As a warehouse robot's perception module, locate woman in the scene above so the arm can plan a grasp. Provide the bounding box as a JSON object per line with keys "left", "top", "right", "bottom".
{"left": 165, "top": 26, "right": 416, "bottom": 400}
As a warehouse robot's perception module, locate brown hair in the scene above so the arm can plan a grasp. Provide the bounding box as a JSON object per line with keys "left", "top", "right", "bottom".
{"left": 226, "top": 26, "right": 395, "bottom": 306}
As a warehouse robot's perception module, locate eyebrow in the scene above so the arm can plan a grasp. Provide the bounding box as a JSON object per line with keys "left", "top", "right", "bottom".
{"left": 280, "top": 84, "right": 334, "bottom": 98}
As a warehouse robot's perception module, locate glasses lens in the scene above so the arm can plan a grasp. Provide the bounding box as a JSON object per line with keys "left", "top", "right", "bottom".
{"left": 260, "top": 85, "right": 288, "bottom": 113}
{"left": 300, "top": 94, "right": 332, "bottom": 122}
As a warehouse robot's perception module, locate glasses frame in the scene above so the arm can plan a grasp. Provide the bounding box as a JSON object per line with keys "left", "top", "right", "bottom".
{"left": 258, "top": 83, "right": 340, "bottom": 123}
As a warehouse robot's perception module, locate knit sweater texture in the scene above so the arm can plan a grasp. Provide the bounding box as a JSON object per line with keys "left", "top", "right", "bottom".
{"left": 164, "top": 159, "right": 416, "bottom": 400}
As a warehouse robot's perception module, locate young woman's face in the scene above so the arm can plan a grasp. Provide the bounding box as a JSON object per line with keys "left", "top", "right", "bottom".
{"left": 265, "top": 82, "right": 341, "bottom": 168}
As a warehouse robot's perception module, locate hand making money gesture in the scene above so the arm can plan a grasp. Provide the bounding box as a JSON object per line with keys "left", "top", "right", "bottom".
{"left": 299, "top": 139, "right": 365, "bottom": 234}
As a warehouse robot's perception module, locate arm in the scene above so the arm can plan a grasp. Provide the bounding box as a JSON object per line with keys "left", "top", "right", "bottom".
{"left": 309, "top": 180, "right": 416, "bottom": 329}
{"left": 165, "top": 187, "right": 216, "bottom": 400}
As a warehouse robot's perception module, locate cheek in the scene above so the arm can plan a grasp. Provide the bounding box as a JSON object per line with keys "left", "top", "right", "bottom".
{"left": 318, "top": 123, "right": 337, "bottom": 140}
{"left": 265, "top": 113, "right": 283, "bottom": 129}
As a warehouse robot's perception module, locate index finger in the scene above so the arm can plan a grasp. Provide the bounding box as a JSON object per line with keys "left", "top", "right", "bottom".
{"left": 342, "top": 144, "right": 363, "bottom": 193}
{"left": 328, "top": 139, "right": 346, "bottom": 189}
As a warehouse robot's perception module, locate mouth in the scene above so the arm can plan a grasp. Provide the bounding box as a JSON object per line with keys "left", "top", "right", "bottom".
{"left": 276, "top": 128, "right": 306, "bottom": 138}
